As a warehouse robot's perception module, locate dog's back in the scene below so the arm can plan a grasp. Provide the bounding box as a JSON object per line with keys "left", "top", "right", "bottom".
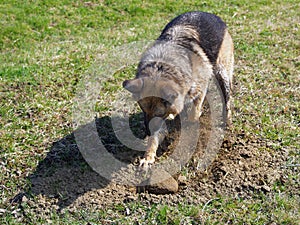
{"left": 158, "top": 11, "right": 228, "bottom": 65}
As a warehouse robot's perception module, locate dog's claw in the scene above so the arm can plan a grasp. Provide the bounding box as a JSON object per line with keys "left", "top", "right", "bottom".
{"left": 139, "top": 156, "right": 155, "bottom": 169}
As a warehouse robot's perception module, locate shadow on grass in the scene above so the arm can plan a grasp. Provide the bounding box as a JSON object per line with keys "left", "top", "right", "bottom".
{"left": 24, "top": 113, "right": 147, "bottom": 210}
{"left": 11, "top": 102, "right": 214, "bottom": 211}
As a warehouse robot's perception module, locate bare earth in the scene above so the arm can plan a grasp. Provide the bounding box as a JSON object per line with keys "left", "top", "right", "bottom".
{"left": 11, "top": 97, "right": 298, "bottom": 215}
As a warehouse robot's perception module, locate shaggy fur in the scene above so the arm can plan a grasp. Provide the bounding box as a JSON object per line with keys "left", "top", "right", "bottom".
{"left": 123, "top": 11, "right": 234, "bottom": 167}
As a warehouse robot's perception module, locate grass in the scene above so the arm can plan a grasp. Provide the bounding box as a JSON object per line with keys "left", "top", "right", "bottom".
{"left": 1, "top": 0, "right": 299, "bottom": 224}
{"left": 2, "top": 193, "right": 299, "bottom": 224}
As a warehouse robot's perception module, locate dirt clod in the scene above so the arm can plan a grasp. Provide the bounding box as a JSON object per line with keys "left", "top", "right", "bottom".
{"left": 142, "top": 169, "right": 179, "bottom": 194}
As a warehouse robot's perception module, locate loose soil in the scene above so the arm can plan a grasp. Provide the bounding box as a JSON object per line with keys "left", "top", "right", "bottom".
{"left": 10, "top": 99, "right": 298, "bottom": 216}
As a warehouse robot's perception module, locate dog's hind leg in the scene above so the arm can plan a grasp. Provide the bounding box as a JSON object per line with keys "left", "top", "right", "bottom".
{"left": 214, "top": 64, "right": 232, "bottom": 126}
{"left": 215, "top": 30, "right": 234, "bottom": 126}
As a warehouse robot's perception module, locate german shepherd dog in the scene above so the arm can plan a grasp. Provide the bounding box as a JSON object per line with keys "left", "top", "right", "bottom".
{"left": 123, "top": 11, "right": 234, "bottom": 168}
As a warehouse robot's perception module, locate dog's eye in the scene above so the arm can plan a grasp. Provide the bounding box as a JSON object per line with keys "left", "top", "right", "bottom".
{"left": 154, "top": 107, "right": 166, "bottom": 118}
{"left": 155, "top": 113, "right": 165, "bottom": 118}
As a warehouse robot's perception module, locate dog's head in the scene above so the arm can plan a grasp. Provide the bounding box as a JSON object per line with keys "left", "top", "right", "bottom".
{"left": 123, "top": 77, "right": 185, "bottom": 121}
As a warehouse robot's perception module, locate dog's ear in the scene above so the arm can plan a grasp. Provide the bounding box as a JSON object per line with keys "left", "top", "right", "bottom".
{"left": 123, "top": 78, "right": 143, "bottom": 93}
{"left": 161, "top": 87, "right": 178, "bottom": 103}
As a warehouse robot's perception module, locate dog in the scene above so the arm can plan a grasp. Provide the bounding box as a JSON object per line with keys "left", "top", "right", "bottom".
{"left": 123, "top": 11, "right": 234, "bottom": 168}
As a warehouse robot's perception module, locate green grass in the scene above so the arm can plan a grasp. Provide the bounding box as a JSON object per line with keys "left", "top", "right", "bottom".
{"left": 2, "top": 193, "right": 299, "bottom": 224}
{"left": 1, "top": 0, "right": 299, "bottom": 224}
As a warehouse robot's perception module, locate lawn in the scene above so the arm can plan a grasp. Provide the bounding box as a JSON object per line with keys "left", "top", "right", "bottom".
{"left": 0, "top": 0, "right": 299, "bottom": 224}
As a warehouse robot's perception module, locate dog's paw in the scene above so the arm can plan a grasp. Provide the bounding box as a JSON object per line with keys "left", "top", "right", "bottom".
{"left": 139, "top": 155, "right": 155, "bottom": 168}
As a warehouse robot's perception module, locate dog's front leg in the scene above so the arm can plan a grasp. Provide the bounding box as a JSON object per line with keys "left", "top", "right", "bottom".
{"left": 188, "top": 84, "right": 208, "bottom": 122}
{"left": 139, "top": 131, "right": 159, "bottom": 168}
{"left": 140, "top": 116, "right": 165, "bottom": 168}
{"left": 143, "top": 112, "right": 151, "bottom": 136}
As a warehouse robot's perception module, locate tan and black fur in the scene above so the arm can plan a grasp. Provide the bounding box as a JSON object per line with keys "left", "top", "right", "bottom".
{"left": 123, "top": 11, "right": 234, "bottom": 167}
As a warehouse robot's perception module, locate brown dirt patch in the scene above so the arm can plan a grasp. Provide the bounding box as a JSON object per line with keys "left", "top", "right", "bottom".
{"left": 10, "top": 102, "right": 298, "bottom": 214}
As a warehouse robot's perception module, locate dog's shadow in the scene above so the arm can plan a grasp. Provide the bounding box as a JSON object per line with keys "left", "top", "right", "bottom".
{"left": 15, "top": 102, "right": 215, "bottom": 210}
{"left": 21, "top": 112, "right": 186, "bottom": 210}
{"left": 24, "top": 113, "right": 152, "bottom": 210}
